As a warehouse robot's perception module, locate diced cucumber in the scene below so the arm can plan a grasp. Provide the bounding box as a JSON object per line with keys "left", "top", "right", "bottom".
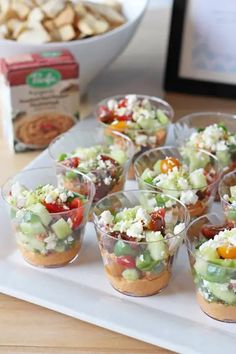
{"left": 136, "top": 250, "right": 156, "bottom": 271}
{"left": 51, "top": 218, "right": 72, "bottom": 239}
{"left": 109, "top": 149, "right": 127, "bottom": 165}
{"left": 153, "top": 160, "right": 161, "bottom": 174}
{"left": 25, "top": 192, "right": 39, "bottom": 207}
{"left": 198, "top": 247, "right": 219, "bottom": 261}
{"left": 146, "top": 231, "right": 168, "bottom": 261}
{"left": 206, "top": 282, "right": 236, "bottom": 304}
{"left": 115, "top": 207, "right": 139, "bottom": 222}
{"left": 137, "top": 115, "right": 154, "bottom": 129}
{"left": 157, "top": 110, "right": 169, "bottom": 125}
{"left": 188, "top": 152, "right": 210, "bottom": 172}
{"left": 230, "top": 186, "right": 236, "bottom": 199}
{"left": 194, "top": 258, "right": 228, "bottom": 283}
{"left": 189, "top": 170, "right": 207, "bottom": 189}
{"left": 20, "top": 220, "right": 45, "bottom": 236}
{"left": 29, "top": 203, "right": 52, "bottom": 226}
{"left": 122, "top": 268, "right": 139, "bottom": 281}
{"left": 28, "top": 238, "right": 45, "bottom": 253}
{"left": 113, "top": 240, "right": 137, "bottom": 257}
{"left": 216, "top": 150, "right": 231, "bottom": 168}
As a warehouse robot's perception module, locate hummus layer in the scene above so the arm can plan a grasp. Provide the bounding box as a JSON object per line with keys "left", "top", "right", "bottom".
{"left": 105, "top": 267, "right": 171, "bottom": 296}
{"left": 197, "top": 292, "right": 236, "bottom": 322}
{"left": 19, "top": 242, "right": 81, "bottom": 267}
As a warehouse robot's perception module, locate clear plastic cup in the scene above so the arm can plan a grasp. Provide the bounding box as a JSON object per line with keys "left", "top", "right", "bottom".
{"left": 174, "top": 112, "right": 236, "bottom": 170}
{"left": 134, "top": 146, "right": 220, "bottom": 219}
{"left": 2, "top": 167, "right": 95, "bottom": 268}
{"left": 93, "top": 189, "right": 189, "bottom": 297}
{"left": 186, "top": 213, "right": 236, "bottom": 322}
{"left": 95, "top": 94, "right": 174, "bottom": 179}
{"left": 49, "top": 127, "right": 134, "bottom": 204}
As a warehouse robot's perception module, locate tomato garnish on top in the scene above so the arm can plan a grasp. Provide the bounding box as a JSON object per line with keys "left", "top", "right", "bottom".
{"left": 149, "top": 209, "right": 165, "bottom": 232}
{"left": 217, "top": 246, "right": 236, "bottom": 259}
{"left": 160, "top": 157, "right": 180, "bottom": 174}
{"left": 201, "top": 222, "right": 234, "bottom": 240}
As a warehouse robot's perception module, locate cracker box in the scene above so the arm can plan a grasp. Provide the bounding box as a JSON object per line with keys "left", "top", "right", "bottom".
{"left": 1, "top": 50, "right": 80, "bottom": 152}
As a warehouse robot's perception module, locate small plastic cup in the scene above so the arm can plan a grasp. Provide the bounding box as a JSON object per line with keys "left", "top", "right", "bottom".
{"left": 2, "top": 167, "right": 95, "bottom": 268}
{"left": 95, "top": 94, "right": 174, "bottom": 179}
{"left": 219, "top": 170, "right": 236, "bottom": 223}
{"left": 49, "top": 127, "right": 134, "bottom": 204}
{"left": 174, "top": 112, "right": 236, "bottom": 170}
{"left": 186, "top": 214, "right": 236, "bottom": 322}
{"left": 134, "top": 146, "right": 220, "bottom": 219}
{"left": 93, "top": 189, "right": 189, "bottom": 297}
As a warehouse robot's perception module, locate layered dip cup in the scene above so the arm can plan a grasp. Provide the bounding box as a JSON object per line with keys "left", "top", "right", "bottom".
{"left": 49, "top": 128, "right": 134, "bottom": 204}
{"left": 186, "top": 214, "right": 236, "bottom": 322}
{"left": 2, "top": 167, "right": 95, "bottom": 267}
{"left": 174, "top": 112, "right": 236, "bottom": 171}
{"left": 95, "top": 94, "right": 174, "bottom": 178}
{"left": 93, "top": 189, "right": 189, "bottom": 297}
{"left": 219, "top": 170, "right": 236, "bottom": 223}
{"left": 134, "top": 146, "right": 220, "bottom": 219}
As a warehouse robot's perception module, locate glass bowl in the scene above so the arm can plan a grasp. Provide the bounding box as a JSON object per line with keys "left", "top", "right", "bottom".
{"left": 174, "top": 112, "right": 236, "bottom": 170}
{"left": 95, "top": 94, "right": 174, "bottom": 179}
{"left": 186, "top": 213, "right": 236, "bottom": 322}
{"left": 2, "top": 167, "right": 95, "bottom": 268}
{"left": 134, "top": 146, "right": 221, "bottom": 219}
{"left": 93, "top": 189, "right": 189, "bottom": 297}
{"left": 219, "top": 170, "right": 236, "bottom": 223}
{"left": 49, "top": 127, "right": 134, "bottom": 204}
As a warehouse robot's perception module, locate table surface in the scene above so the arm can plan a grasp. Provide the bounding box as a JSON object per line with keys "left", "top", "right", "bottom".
{"left": 1, "top": 3, "right": 236, "bottom": 354}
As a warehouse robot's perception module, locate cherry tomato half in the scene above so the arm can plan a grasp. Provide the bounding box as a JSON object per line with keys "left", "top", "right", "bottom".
{"left": 160, "top": 157, "right": 180, "bottom": 174}
{"left": 217, "top": 246, "right": 236, "bottom": 259}
{"left": 116, "top": 255, "right": 136, "bottom": 268}
{"left": 62, "top": 157, "right": 80, "bottom": 168}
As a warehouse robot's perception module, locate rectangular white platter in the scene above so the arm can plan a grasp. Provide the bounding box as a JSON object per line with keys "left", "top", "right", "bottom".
{"left": 0, "top": 118, "right": 236, "bottom": 354}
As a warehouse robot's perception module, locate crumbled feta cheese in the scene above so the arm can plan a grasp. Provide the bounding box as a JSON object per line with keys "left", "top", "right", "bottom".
{"left": 59, "top": 192, "right": 68, "bottom": 203}
{"left": 177, "top": 177, "right": 189, "bottom": 190}
{"left": 135, "top": 207, "right": 151, "bottom": 226}
{"left": 104, "top": 176, "right": 112, "bottom": 185}
{"left": 67, "top": 217, "right": 73, "bottom": 228}
{"left": 99, "top": 210, "right": 114, "bottom": 225}
{"left": 67, "top": 236, "right": 74, "bottom": 242}
{"left": 107, "top": 99, "right": 117, "bottom": 111}
{"left": 45, "top": 194, "right": 54, "bottom": 204}
{"left": 223, "top": 194, "right": 230, "bottom": 202}
{"left": 135, "top": 134, "right": 148, "bottom": 146}
{"left": 127, "top": 221, "right": 143, "bottom": 239}
{"left": 165, "top": 199, "right": 176, "bottom": 208}
{"left": 180, "top": 190, "right": 198, "bottom": 205}
{"left": 16, "top": 197, "right": 27, "bottom": 208}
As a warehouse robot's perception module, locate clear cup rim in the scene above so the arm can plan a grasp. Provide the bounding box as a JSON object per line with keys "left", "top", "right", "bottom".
{"left": 134, "top": 145, "right": 221, "bottom": 192}
{"left": 48, "top": 127, "right": 135, "bottom": 164}
{"left": 176, "top": 111, "right": 236, "bottom": 124}
{"left": 93, "top": 188, "right": 190, "bottom": 243}
{"left": 1, "top": 166, "right": 96, "bottom": 215}
{"left": 219, "top": 170, "right": 236, "bottom": 208}
{"left": 186, "top": 213, "right": 236, "bottom": 270}
{"left": 95, "top": 93, "right": 175, "bottom": 129}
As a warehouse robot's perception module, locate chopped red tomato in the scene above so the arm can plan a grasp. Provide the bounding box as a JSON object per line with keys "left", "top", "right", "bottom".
{"left": 160, "top": 157, "right": 180, "bottom": 174}
{"left": 117, "top": 114, "right": 132, "bottom": 121}
{"left": 118, "top": 98, "right": 127, "bottom": 108}
{"left": 43, "top": 203, "right": 66, "bottom": 213}
{"left": 201, "top": 222, "right": 234, "bottom": 239}
{"left": 62, "top": 157, "right": 80, "bottom": 168}
{"left": 149, "top": 209, "right": 165, "bottom": 232}
{"left": 67, "top": 197, "right": 84, "bottom": 229}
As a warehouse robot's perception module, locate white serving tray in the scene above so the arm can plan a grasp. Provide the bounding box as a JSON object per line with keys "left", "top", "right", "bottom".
{"left": 0, "top": 119, "right": 236, "bottom": 354}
